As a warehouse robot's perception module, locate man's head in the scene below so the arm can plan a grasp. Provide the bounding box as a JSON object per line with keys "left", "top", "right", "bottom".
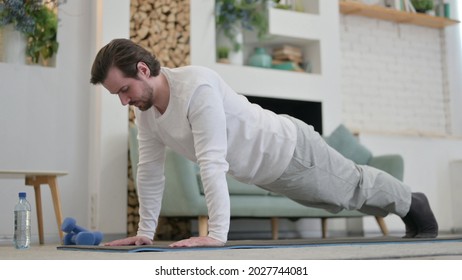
{"left": 90, "top": 38, "right": 161, "bottom": 85}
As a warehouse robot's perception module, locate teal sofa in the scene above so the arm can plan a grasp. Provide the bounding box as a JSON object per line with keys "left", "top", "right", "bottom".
{"left": 129, "top": 123, "right": 404, "bottom": 239}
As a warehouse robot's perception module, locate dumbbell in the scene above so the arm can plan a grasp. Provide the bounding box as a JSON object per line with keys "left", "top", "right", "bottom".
{"left": 62, "top": 217, "right": 87, "bottom": 234}
{"left": 64, "top": 231, "right": 103, "bottom": 246}
{"left": 61, "top": 217, "right": 103, "bottom": 245}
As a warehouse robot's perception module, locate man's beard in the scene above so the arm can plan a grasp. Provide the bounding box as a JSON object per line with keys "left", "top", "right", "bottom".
{"left": 135, "top": 82, "right": 154, "bottom": 111}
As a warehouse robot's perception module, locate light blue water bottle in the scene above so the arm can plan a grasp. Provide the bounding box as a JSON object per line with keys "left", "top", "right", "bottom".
{"left": 14, "top": 192, "right": 31, "bottom": 249}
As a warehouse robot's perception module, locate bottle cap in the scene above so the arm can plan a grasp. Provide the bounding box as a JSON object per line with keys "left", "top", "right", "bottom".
{"left": 19, "top": 192, "right": 26, "bottom": 198}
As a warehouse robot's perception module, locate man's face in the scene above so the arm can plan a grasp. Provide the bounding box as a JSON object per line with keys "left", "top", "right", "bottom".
{"left": 103, "top": 66, "right": 154, "bottom": 111}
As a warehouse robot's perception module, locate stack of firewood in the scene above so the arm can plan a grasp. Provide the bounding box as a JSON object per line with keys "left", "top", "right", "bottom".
{"left": 130, "top": 0, "right": 190, "bottom": 68}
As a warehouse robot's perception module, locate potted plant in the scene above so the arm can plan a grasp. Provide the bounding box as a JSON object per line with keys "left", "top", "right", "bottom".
{"left": 216, "top": 46, "right": 230, "bottom": 64}
{"left": 272, "top": 0, "right": 291, "bottom": 10}
{"left": 215, "top": 0, "right": 269, "bottom": 53}
{"left": 410, "top": 0, "right": 434, "bottom": 13}
{"left": 0, "top": 0, "right": 64, "bottom": 65}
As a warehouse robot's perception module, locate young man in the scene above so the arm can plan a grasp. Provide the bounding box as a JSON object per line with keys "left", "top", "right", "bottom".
{"left": 90, "top": 39, "right": 438, "bottom": 248}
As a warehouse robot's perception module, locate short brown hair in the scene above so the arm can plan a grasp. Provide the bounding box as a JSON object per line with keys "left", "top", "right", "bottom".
{"left": 90, "top": 38, "right": 161, "bottom": 85}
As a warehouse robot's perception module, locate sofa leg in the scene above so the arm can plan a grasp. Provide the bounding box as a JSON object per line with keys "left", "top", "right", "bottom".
{"left": 321, "top": 218, "right": 327, "bottom": 238}
{"left": 198, "top": 216, "right": 208, "bottom": 237}
{"left": 271, "top": 217, "right": 279, "bottom": 240}
{"left": 375, "top": 216, "right": 388, "bottom": 236}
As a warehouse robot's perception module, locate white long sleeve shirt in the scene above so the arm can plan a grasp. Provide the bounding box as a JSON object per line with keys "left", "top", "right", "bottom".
{"left": 135, "top": 66, "right": 297, "bottom": 243}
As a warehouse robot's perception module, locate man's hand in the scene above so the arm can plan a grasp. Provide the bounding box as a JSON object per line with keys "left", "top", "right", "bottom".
{"left": 169, "top": 236, "right": 225, "bottom": 248}
{"left": 104, "top": 236, "right": 152, "bottom": 246}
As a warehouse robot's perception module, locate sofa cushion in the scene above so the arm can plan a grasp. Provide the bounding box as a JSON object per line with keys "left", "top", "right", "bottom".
{"left": 226, "top": 177, "right": 271, "bottom": 195}
{"left": 325, "top": 124, "right": 372, "bottom": 165}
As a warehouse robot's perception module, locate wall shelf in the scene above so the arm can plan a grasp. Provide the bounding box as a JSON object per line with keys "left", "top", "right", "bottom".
{"left": 240, "top": 8, "right": 322, "bottom": 74}
{"left": 193, "top": 1, "right": 343, "bottom": 132}
{"left": 339, "top": 1, "right": 460, "bottom": 29}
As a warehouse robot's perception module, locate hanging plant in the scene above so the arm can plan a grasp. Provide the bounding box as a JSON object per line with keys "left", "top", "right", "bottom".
{"left": 26, "top": 3, "right": 59, "bottom": 64}
{"left": 0, "top": 0, "right": 40, "bottom": 34}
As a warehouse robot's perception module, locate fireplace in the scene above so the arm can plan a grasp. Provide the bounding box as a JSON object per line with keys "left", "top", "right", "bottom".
{"left": 245, "top": 95, "right": 323, "bottom": 135}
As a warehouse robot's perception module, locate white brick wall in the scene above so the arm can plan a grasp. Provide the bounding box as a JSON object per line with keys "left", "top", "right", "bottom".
{"left": 340, "top": 15, "right": 450, "bottom": 136}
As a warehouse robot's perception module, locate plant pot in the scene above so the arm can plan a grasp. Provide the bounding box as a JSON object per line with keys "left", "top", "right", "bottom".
{"left": 228, "top": 31, "right": 243, "bottom": 65}
{"left": 216, "top": 27, "right": 243, "bottom": 65}
{"left": 39, "top": 54, "right": 57, "bottom": 67}
{"left": 1, "top": 25, "right": 27, "bottom": 64}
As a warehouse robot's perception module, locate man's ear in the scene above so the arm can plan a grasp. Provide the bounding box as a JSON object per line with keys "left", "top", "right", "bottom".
{"left": 136, "top": 61, "right": 150, "bottom": 78}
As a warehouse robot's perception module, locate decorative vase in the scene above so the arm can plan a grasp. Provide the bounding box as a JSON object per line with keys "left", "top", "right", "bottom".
{"left": 1, "top": 24, "right": 27, "bottom": 64}
{"left": 248, "top": 47, "right": 272, "bottom": 68}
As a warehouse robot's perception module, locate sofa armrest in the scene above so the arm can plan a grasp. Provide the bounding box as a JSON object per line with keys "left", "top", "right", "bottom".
{"left": 161, "top": 149, "right": 209, "bottom": 217}
{"left": 368, "top": 154, "right": 404, "bottom": 181}
{"left": 128, "top": 123, "right": 139, "bottom": 182}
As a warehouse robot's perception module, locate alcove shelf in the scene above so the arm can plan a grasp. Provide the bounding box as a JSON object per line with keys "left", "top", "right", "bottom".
{"left": 339, "top": 1, "right": 459, "bottom": 29}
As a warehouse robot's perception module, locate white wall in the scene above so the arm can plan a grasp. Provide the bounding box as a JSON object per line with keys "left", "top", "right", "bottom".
{"left": 341, "top": 16, "right": 448, "bottom": 136}
{"left": 0, "top": 0, "right": 130, "bottom": 243}
{"left": 88, "top": 0, "right": 130, "bottom": 234}
{"left": 446, "top": 0, "right": 462, "bottom": 135}
{"left": 339, "top": 2, "right": 462, "bottom": 234}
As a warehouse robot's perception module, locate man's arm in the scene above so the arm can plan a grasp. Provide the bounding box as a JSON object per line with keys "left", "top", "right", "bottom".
{"left": 171, "top": 85, "right": 231, "bottom": 247}
{"left": 135, "top": 109, "right": 167, "bottom": 240}
{"left": 105, "top": 109, "right": 166, "bottom": 246}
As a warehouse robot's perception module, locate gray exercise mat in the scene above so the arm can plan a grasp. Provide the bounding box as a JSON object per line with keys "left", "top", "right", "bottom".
{"left": 56, "top": 236, "right": 462, "bottom": 253}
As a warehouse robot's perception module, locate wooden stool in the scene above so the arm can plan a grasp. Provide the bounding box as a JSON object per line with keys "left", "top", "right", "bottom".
{"left": 0, "top": 170, "right": 67, "bottom": 244}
